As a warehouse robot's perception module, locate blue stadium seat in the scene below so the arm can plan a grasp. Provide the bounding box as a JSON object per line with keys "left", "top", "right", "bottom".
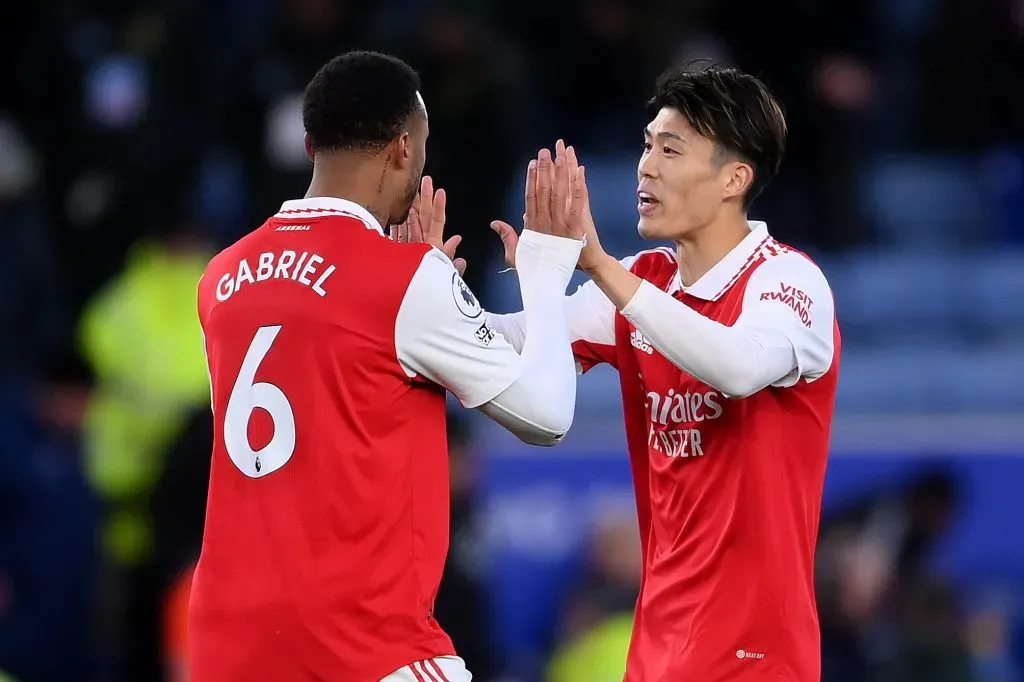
{"left": 957, "top": 252, "right": 1024, "bottom": 337}
{"left": 836, "top": 348, "right": 947, "bottom": 412}
{"left": 837, "top": 346, "right": 1024, "bottom": 413}
{"left": 830, "top": 252, "right": 960, "bottom": 343}
{"left": 947, "top": 347, "right": 1024, "bottom": 410}
{"left": 979, "top": 147, "right": 1024, "bottom": 244}
{"left": 862, "top": 154, "right": 989, "bottom": 250}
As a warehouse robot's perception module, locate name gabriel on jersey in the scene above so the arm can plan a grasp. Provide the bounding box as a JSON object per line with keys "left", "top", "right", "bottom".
{"left": 216, "top": 250, "right": 337, "bottom": 302}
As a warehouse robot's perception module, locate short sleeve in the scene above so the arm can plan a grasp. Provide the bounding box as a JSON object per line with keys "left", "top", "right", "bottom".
{"left": 738, "top": 252, "right": 836, "bottom": 387}
{"left": 396, "top": 248, "right": 524, "bottom": 408}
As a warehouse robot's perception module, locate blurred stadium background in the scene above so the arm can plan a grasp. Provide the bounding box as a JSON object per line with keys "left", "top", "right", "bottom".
{"left": 1, "top": 0, "right": 1022, "bottom": 680}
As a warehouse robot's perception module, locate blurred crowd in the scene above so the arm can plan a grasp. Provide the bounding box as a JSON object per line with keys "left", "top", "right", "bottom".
{"left": 543, "top": 466, "right": 1024, "bottom": 682}
{"left": 0, "top": 0, "right": 1022, "bottom": 680}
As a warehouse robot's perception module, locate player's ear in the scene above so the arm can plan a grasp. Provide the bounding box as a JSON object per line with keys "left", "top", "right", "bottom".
{"left": 392, "top": 132, "right": 413, "bottom": 170}
{"left": 304, "top": 134, "right": 315, "bottom": 163}
{"left": 721, "top": 160, "right": 754, "bottom": 203}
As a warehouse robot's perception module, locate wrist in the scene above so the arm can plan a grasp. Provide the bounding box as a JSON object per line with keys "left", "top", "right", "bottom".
{"left": 581, "top": 251, "right": 619, "bottom": 279}
{"left": 518, "top": 230, "right": 584, "bottom": 276}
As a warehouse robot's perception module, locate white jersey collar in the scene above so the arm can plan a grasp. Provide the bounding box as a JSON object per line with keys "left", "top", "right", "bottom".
{"left": 276, "top": 197, "right": 384, "bottom": 236}
{"left": 668, "top": 221, "right": 772, "bottom": 300}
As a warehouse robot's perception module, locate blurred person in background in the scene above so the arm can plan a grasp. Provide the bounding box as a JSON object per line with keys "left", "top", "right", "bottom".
{"left": 0, "top": 120, "right": 67, "bottom": 380}
{"left": 78, "top": 180, "right": 213, "bottom": 682}
{"left": 881, "top": 577, "right": 974, "bottom": 682}
{"left": 222, "top": 0, "right": 377, "bottom": 233}
{"left": 50, "top": 0, "right": 216, "bottom": 311}
{"left": 914, "top": 0, "right": 1024, "bottom": 156}
{"left": 819, "top": 468, "right": 961, "bottom": 595}
{"left": 151, "top": 406, "right": 213, "bottom": 608}
{"left": 816, "top": 466, "right": 964, "bottom": 681}
{"left": 0, "top": 369, "right": 97, "bottom": 682}
{"left": 546, "top": 508, "right": 641, "bottom": 682}
{"left": 964, "top": 590, "right": 1022, "bottom": 682}
{"left": 433, "top": 411, "right": 498, "bottom": 680}
{"left": 0, "top": 54, "right": 100, "bottom": 682}
{"left": 150, "top": 405, "right": 214, "bottom": 681}
{"left": 704, "top": 0, "right": 877, "bottom": 252}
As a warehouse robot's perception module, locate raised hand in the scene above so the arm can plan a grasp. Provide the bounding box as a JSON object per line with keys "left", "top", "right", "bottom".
{"left": 491, "top": 141, "right": 589, "bottom": 269}
{"left": 392, "top": 176, "right": 466, "bottom": 276}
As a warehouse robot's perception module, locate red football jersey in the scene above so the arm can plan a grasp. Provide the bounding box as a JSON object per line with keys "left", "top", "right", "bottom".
{"left": 570, "top": 223, "right": 840, "bottom": 681}
{"left": 191, "top": 197, "right": 522, "bottom": 682}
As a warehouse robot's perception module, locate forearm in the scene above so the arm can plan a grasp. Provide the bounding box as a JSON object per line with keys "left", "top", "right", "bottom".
{"left": 626, "top": 281, "right": 797, "bottom": 397}
{"left": 587, "top": 257, "right": 797, "bottom": 398}
{"left": 482, "top": 231, "right": 582, "bottom": 444}
{"left": 584, "top": 253, "right": 644, "bottom": 309}
{"left": 485, "top": 311, "right": 526, "bottom": 353}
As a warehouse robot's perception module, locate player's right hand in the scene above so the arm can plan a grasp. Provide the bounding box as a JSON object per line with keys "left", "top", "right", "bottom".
{"left": 490, "top": 140, "right": 587, "bottom": 268}
{"left": 393, "top": 176, "right": 466, "bottom": 276}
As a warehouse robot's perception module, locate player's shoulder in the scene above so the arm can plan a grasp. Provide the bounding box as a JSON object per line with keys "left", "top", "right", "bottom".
{"left": 751, "top": 239, "right": 832, "bottom": 288}
{"left": 741, "top": 238, "right": 835, "bottom": 312}
{"left": 200, "top": 226, "right": 263, "bottom": 290}
{"left": 625, "top": 246, "right": 678, "bottom": 287}
{"left": 398, "top": 246, "right": 485, "bottom": 329}
{"left": 365, "top": 236, "right": 439, "bottom": 290}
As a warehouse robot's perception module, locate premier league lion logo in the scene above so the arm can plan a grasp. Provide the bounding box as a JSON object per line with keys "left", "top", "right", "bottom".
{"left": 451, "top": 272, "right": 483, "bottom": 318}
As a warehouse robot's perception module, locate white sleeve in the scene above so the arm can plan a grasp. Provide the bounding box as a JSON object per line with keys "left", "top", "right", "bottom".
{"left": 396, "top": 248, "right": 524, "bottom": 409}
{"left": 736, "top": 252, "right": 836, "bottom": 386}
{"left": 485, "top": 255, "right": 636, "bottom": 362}
{"left": 483, "top": 310, "right": 527, "bottom": 353}
{"left": 620, "top": 252, "right": 835, "bottom": 398}
{"left": 397, "top": 231, "right": 583, "bottom": 445}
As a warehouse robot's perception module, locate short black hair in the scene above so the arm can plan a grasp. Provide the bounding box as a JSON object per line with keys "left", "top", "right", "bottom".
{"left": 302, "top": 50, "right": 423, "bottom": 154}
{"left": 647, "top": 63, "right": 787, "bottom": 209}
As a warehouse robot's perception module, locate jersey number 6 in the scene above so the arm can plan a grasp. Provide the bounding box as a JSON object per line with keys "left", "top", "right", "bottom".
{"left": 224, "top": 325, "right": 296, "bottom": 478}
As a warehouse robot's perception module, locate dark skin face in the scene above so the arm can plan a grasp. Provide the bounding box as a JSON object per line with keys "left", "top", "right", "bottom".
{"left": 390, "top": 106, "right": 428, "bottom": 225}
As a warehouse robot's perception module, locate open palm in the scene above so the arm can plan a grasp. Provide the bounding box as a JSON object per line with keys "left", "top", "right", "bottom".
{"left": 490, "top": 140, "right": 598, "bottom": 269}
{"left": 392, "top": 176, "right": 466, "bottom": 276}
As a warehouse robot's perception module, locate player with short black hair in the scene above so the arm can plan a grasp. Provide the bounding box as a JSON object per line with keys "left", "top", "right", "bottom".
{"left": 487, "top": 64, "right": 840, "bottom": 680}
{"left": 302, "top": 50, "right": 423, "bottom": 156}
{"left": 646, "top": 64, "right": 786, "bottom": 209}
{"left": 296, "top": 50, "right": 427, "bottom": 230}
{"left": 190, "top": 50, "right": 587, "bottom": 681}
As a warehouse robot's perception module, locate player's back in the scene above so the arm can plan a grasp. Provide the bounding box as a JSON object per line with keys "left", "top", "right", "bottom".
{"left": 190, "top": 198, "right": 455, "bottom": 681}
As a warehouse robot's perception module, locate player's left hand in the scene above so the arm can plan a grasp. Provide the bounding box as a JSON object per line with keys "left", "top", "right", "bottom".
{"left": 491, "top": 139, "right": 609, "bottom": 272}
{"left": 392, "top": 176, "right": 467, "bottom": 276}
{"left": 559, "top": 142, "right": 608, "bottom": 273}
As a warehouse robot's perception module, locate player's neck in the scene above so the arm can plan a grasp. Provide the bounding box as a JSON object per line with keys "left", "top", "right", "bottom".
{"left": 304, "top": 160, "right": 391, "bottom": 229}
{"left": 673, "top": 213, "right": 750, "bottom": 288}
